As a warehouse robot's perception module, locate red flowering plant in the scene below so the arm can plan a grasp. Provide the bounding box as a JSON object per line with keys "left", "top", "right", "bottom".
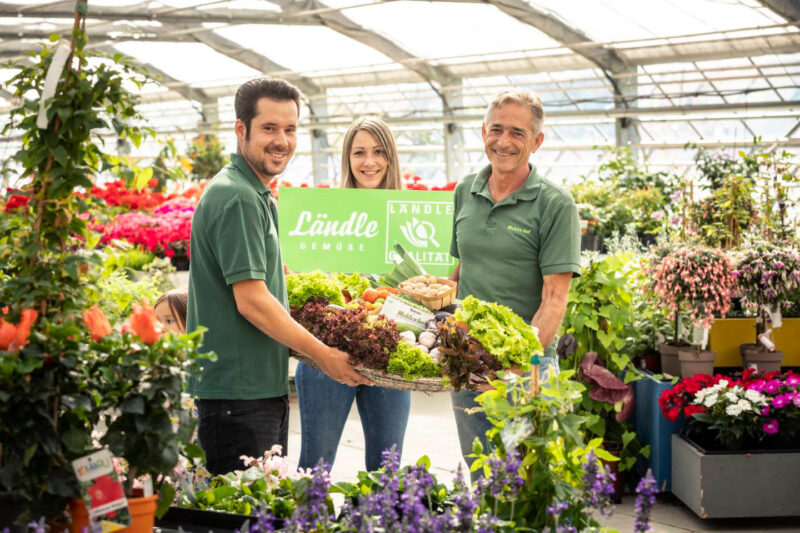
{"left": 645, "top": 245, "right": 734, "bottom": 346}
{"left": 660, "top": 369, "right": 800, "bottom": 449}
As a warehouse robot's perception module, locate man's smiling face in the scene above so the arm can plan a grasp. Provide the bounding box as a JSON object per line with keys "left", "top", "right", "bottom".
{"left": 481, "top": 101, "right": 543, "bottom": 177}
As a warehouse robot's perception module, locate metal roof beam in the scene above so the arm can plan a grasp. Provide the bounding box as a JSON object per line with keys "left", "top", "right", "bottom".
{"left": 175, "top": 26, "right": 322, "bottom": 97}
{"left": 274, "top": 0, "right": 457, "bottom": 87}
{"left": 757, "top": 0, "right": 800, "bottom": 22}
{"left": 480, "top": 0, "right": 629, "bottom": 73}
{"left": 0, "top": 2, "right": 296, "bottom": 26}
{"left": 94, "top": 44, "right": 215, "bottom": 105}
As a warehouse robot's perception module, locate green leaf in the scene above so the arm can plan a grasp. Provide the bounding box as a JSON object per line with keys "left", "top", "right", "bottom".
{"left": 156, "top": 483, "right": 175, "bottom": 518}
{"left": 622, "top": 431, "right": 636, "bottom": 450}
{"left": 23, "top": 443, "right": 38, "bottom": 466}
{"left": 415, "top": 455, "right": 431, "bottom": 470}
{"left": 52, "top": 145, "right": 68, "bottom": 166}
{"left": 120, "top": 395, "right": 145, "bottom": 414}
{"left": 471, "top": 437, "right": 483, "bottom": 455}
{"left": 134, "top": 166, "right": 153, "bottom": 191}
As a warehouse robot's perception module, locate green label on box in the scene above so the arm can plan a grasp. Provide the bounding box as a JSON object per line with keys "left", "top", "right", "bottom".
{"left": 279, "top": 188, "right": 456, "bottom": 276}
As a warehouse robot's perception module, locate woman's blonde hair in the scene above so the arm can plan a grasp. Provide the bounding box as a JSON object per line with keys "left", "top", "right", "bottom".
{"left": 340, "top": 117, "right": 403, "bottom": 190}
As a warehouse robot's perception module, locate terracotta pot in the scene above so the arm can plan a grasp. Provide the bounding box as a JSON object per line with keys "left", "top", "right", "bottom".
{"left": 70, "top": 495, "right": 158, "bottom": 533}
{"left": 599, "top": 448, "right": 625, "bottom": 503}
{"left": 740, "top": 344, "right": 784, "bottom": 373}
{"left": 677, "top": 349, "right": 716, "bottom": 377}
{"left": 656, "top": 343, "right": 682, "bottom": 377}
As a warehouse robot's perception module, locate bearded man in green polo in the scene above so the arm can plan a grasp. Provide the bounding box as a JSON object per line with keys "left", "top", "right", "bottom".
{"left": 449, "top": 90, "right": 582, "bottom": 479}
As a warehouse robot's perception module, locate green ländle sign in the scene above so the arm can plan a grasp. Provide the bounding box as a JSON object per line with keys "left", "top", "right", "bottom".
{"left": 278, "top": 188, "right": 456, "bottom": 276}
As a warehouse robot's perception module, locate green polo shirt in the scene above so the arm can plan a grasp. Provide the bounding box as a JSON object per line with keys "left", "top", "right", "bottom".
{"left": 186, "top": 153, "right": 289, "bottom": 400}
{"left": 450, "top": 164, "right": 581, "bottom": 356}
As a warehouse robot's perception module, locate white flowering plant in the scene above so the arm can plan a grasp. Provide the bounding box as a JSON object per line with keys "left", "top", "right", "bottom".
{"left": 690, "top": 380, "right": 770, "bottom": 448}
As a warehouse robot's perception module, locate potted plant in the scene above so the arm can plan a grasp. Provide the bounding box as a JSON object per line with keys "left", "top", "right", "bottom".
{"left": 732, "top": 242, "right": 800, "bottom": 372}
{"left": 665, "top": 369, "right": 800, "bottom": 518}
{"left": 0, "top": 5, "right": 205, "bottom": 529}
{"left": 646, "top": 245, "right": 734, "bottom": 376}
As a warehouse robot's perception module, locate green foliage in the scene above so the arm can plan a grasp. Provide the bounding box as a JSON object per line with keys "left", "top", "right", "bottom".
{"left": 89, "top": 269, "right": 163, "bottom": 323}
{"left": 686, "top": 142, "right": 799, "bottom": 248}
{"left": 571, "top": 147, "right": 678, "bottom": 240}
{"left": 560, "top": 253, "right": 649, "bottom": 471}
{"left": 186, "top": 134, "right": 228, "bottom": 182}
{"left": 335, "top": 272, "right": 370, "bottom": 301}
{"left": 286, "top": 271, "right": 345, "bottom": 308}
{"left": 102, "top": 246, "right": 157, "bottom": 272}
{"left": 386, "top": 341, "right": 440, "bottom": 380}
{"left": 473, "top": 372, "right": 611, "bottom": 530}
{"left": 150, "top": 137, "right": 192, "bottom": 191}
{"left": 0, "top": 22, "right": 203, "bottom": 523}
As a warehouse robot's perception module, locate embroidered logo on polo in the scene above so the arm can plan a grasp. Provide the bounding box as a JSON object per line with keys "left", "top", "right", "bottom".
{"left": 507, "top": 224, "right": 532, "bottom": 235}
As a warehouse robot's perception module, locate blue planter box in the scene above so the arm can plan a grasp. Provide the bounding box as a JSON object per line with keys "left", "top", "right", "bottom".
{"left": 633, "top": 371, "right": 685, "bottom": 492}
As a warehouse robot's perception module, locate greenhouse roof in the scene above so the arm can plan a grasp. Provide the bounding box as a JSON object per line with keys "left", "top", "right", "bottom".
{"left": 1, "top": 0, "right": 799, "bottom": 184}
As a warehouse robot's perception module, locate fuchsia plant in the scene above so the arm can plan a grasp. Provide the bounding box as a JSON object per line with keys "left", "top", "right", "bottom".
{"left": 732, "top": 243, "right": 800, "bottom": 346}
{"left": 648, "top": 246, "right": 735, "bottom": 344}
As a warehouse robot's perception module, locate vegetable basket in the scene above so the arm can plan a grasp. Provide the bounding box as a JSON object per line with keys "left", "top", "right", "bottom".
{"left": 290, "top": 350, "right": 452, "bottom": 392}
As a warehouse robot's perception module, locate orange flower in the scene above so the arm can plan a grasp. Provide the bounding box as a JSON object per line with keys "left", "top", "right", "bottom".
{"left": 15, "top": 309, "right": 37, "bottom": 347}
{"left": 127, "top": 301, "right": 162, "bottom": 344}
{"left": 0, "top": 319, "right": 16, "bottom": 351}
{"left": 83, "top": 305, "right": 112, "bottom": 341}
{"left": 0, "top": 308, "right": 37, "bottom": 351}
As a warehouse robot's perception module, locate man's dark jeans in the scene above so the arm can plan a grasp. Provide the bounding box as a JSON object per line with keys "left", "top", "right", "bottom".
{"left": 196, "top": 396, "right": 289, "bottom": 476}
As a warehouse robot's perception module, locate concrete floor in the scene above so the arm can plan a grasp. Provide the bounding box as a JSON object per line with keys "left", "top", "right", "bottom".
{"left": 285, "top": 390, "right": 800, "bottom": 533}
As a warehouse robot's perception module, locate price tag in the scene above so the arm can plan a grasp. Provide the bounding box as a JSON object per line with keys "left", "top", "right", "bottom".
{"left": 72, "top": 449, "right": 131, "bottom": 529}
{"left": 767, "top": 305, "right": 783, "bottom": 328}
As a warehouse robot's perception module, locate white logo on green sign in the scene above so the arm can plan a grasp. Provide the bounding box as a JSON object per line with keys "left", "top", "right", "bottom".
{"left": 279, "top": 188, "right": 456, "bottom": 276}
{"left": 386, "top": 201, "right": 454, "bottom": 268}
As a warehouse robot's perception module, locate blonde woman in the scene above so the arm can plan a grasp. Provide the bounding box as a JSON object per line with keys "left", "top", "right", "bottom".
{"left": 295, "top": 117, "right": 411, "bottom": 471}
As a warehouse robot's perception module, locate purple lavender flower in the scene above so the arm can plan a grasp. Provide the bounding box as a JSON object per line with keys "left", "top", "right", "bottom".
{"left": 581, "top": 450, "right": 615, "bottom": 516}
{"left": 546, "top": 499, "right": 569, "bottom": 516}
{"left": 452, "top": 464, "right": 478, "bottom": 531}
{"left": 287, "top": 459, "right": 332, "bottom": 531}
{"left": 474, "top": 512, "right": 500, "bottom": 533}
{"left": 26, "top": 518, "right": 46, "bottom": 533}
{"left": 763, "top": 419, "right": 779, "bottom": 435}
{"left": 634, "top": 469, "right": 657, "bottom": 532}
{"left": 241, "top": 505, "right": 275, "bottom": 533}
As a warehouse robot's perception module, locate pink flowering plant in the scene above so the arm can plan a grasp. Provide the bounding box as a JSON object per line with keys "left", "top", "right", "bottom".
{"left": 663, "top": 369, "right": 800, "bottom": 450}
{"left": 732, "top": 242, "right": 800, "bottom": 346}
{"left": 647, "top": 246, "right": 734, "bottom": 345}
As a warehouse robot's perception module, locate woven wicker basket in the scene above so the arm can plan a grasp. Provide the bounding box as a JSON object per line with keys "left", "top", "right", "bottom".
{"left": 290, "top": 350, "right": 451, "bottom": 392}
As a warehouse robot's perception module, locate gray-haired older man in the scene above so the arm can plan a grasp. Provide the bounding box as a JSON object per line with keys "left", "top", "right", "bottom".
{"left": 448, "top": 90, "right": 581, "bottom": 478}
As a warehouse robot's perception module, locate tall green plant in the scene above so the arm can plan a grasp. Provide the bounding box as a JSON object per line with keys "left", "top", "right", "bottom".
{"left": 0, "top": 6, "right": 199, "bottom": 523}
{"left": 560, "top": 252, "right": 649, "bottom": 471}
{"left": 472, "top": 372, "right": 617, "bottom": 530}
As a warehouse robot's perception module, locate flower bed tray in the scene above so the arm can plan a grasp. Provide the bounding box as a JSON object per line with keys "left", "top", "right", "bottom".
{"left": 154, "top": 506, "right": 251, "bottom": 533}
{"left": 671, "top": 433, "right": 800, "bottom": 518}
{"left": 290, "top": 350, "right": 451, "bottom": 392}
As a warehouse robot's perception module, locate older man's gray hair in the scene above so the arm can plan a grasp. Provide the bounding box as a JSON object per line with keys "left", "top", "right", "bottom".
{"left": 484, "top": 90, "right": 545, "bottom": 136}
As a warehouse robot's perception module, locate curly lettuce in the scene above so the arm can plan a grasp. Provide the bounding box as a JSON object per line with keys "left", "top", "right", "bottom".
{"left": 335, "top": 272, "right": 370, "bottom": 300}
{"left": 286, "top": 271, "right": 345, "bottom": 308}
{"left": 454, "top": 295, "right": 542, "bottom": 369}
{"left": 387, "top": 341, "right": 441, "bottom": 380}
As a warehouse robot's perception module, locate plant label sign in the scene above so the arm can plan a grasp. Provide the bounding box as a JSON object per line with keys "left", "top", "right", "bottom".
{"left": 279, "top": 188, "right": 456, "bottom": 276}
{"left": 72, "top": 449, "right": 131, "bottom": 530}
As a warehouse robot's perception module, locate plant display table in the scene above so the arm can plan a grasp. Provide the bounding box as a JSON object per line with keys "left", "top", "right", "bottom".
{"left": 671, "top": 434, "right": 800, "bottom": 518}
